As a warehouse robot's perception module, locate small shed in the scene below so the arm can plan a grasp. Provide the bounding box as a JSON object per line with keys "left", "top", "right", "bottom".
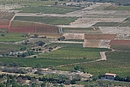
{"left": 105, "top": 73, "right": 116, "bottom": 80}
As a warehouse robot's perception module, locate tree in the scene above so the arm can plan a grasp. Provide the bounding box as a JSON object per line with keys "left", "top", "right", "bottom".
{"left": 41, "top": 82, "right": 46, "bottom": 87}
{"left": 35, "top": 64, "right": 42, "bottom": 68}
{"left": 54, "top": 2, "right": 58, "bottom": 5}
{"left": 36, "top": 41, "right": 45, "bottom": 46}
{"left": 12, "top": 82, "right": 20, "bottom": 87}
{"left": 58, "top": 36, "right": 65, "bottom": 41}
{"left": 1, "top": 33, "right": 5, "bottom": 37}
{"left": 0, "top": 83, "right": 6, "bottom": 87}
{"left": 32, "top": 83, "right": 38, "bottom": 87}
{"left": 74, "top": 66, "right": 80, "bottom": 71}
{"left": 34, "top": 34, "right": 38, "bottom": 38}
{"left": 21, "top": 53, "right": 26, "bottom": 57}
{"left": 20, "top": 47, "right": 26, "bottom": 51}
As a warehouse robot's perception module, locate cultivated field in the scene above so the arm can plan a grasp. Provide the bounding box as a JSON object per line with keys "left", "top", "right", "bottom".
{"left": 0, "top": 1, "right": 130, "bottom": 86}
{"left": 39, "top": 43, "right": 109, "bottom": 59}
{"left": 99, "top": 27, "right": 130, "bottom": 34}
{"left": 17, "top": 6, "right": 81, "bottom": 14}
{"left": 0, "top": 57, "right": 90, "bottom": 68}
{"left": 0, "top": 43, "right": 31, "bottom": 54}
{"left": 0, "top": 32, "right": 27, "bottom": 42}
{"left": 9, "top": 20, "right": 59, "bottom": 34}
{"left": 14, "top": 16, "right": 78, "bottom": 25}
{"left": 57, "top": 51, "right": 130, "bottom": 77}
{"left": 63, "top": 27, "right": 102, "bottom": 34}
{"left": 0, "top": 12, "right": 14, "bottom": 20}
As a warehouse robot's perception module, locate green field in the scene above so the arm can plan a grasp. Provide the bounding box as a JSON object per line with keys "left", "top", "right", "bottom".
{"left": 0, "top": 33, "right": 27, "bottom": 42}
{"left": 57, "top": 51, "right": 130, "bottom": 77}
{"left": 111, "top": 45, "right": 130, "bottom": 51}
{"left": 0, "top": 57, "right": 90, "bottom": 68}
{"left": 116, "top": 6, "right": 130, "bottom": 10}
{"left": 39, "top": 43, "right": 109, "bottom": 59}
{"left": 0, "top": 43, "right": 31, "bottom": 54}
{"left": 63, "top": 27, "right": 94, "bottom": 31}
{"left": 14, "top": 16, "right": 78, "bottom": 25}
{"left": 24, "top": 1, "right": 66, "bottom": 6}
{"left": 63, "top": 27, "right": 102, "bottom": 34}
{"left": 0, "top": 0, "right": 63, "bottom": 5}
{"left": 17, "top": 6, "right": 81, "bottom": 14}
{"left": 82, "top": 80, "right": 130, "bottom": 87}
{"left": 11, "top": 20, "right": 34, "bottom": 27}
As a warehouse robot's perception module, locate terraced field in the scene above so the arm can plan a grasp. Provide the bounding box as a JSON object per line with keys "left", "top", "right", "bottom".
{"left": 0, "top": 43, "right": 31, "bottom": 54}
{"left": 39, "top": 43, "right": 109, "bottom": 59}
{"left": 0, "top": 57, "right": 89, "bottom": 68}
{"left": 0, "top": 12, "right": 14, "bottom": 20}
{"left": 63, "top": 27, "right": 102, "bottom": 34}
{"left": 9, "top": 20, "right": 59, "bottom": 34}
{"left": 57, "top": 51, "right": 130, "bottom": 77}
{"left": 17, "top": 6, "right": 81, "bottom": 14}
{"left": 0, "top": 20, "right": 10, "bottom": 29}
{"left": 0, "top": 32, "right": 27, "bottom": 42}
{"left": 14, "top": 16, "right": 78, "bottom": 25}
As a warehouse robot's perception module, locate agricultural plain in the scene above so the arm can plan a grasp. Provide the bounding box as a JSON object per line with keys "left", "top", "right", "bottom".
{"left": 0, "top": 0, "right": 130, "bottom": 86}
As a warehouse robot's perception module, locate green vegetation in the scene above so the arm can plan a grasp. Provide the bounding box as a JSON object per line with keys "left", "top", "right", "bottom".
{"left": 57, "top": 51, "right": 130, "bottom": 77}
{"left": 17, "top": 6, "right": 81, "bottom": 14}
{"left": 0, "top": 57, "right": 89, "bottom": 68}
{"left": 24, "top": 1, "right": 66, "bottom": 6}
{"left": 11, "top": 20, "right": 34, "bottom": 27}
{"left": 0, "top": 43, "right": 31, "bottom": 54}
{"left": 116, "top": 6, "right": 130, "bottom": 10}
{"left": 83, "top": 80, "right": 130, "bottom": 87}
{"left": 14, "top": 16, "right": 78, "bottom": 25}
{"left": 111, "top": 45, "right": 130, "bottom": 51}
{"left": 39, "top": 43, "right": 110, "bottom": 59}
{"left": 63, "top": 27, "right": 94, "bottom": 31}
{"left": 63, "top": 27, "right": 102, "bottom": 34}
{"left": 0, "top": 33, "right": 27, "bottom": 42}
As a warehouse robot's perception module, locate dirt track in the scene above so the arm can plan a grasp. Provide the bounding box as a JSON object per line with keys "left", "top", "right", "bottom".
{"left": 2, "top": 2, "right": 130, "bottom": 28}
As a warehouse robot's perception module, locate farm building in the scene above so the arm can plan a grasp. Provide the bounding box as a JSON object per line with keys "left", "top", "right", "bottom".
{"left": 83, "top": 34, "right": 117, "bottom": 48}
{"left": 105, "top": 73, "right": 117, "bottom": 80}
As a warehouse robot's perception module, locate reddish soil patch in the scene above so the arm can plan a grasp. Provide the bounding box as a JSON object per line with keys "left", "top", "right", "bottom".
{"left": 84, "top": 34, "right": 116, "bottom": 40}
{"left": 110, "top": 40, "right": 130, "bottom": 45}
{"left": 9, "top": 21, "right": 59, "bottom": 34}
{"left": 0, "top": 20, "right": 10, "bottom": 29}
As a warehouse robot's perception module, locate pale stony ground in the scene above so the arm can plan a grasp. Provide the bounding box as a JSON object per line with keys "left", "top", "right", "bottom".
{"left": 100, "top": 27, "right": 130, "bottom": 34}
{"left": 1, "top": 3, "right": 130, "bottom": 29}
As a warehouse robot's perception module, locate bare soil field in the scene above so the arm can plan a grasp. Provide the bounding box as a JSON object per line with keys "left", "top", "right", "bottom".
{"left": 2, "top": 2, "right": 129, "bottom": 29}
{"left": 63, "top": 33, "right": 84, "bottom": 39}
{"left": 0, "top": 4, "right": 23, "bottom": 12}
{"left": 99, "top": 27, "right": 130, "bottom": 34}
